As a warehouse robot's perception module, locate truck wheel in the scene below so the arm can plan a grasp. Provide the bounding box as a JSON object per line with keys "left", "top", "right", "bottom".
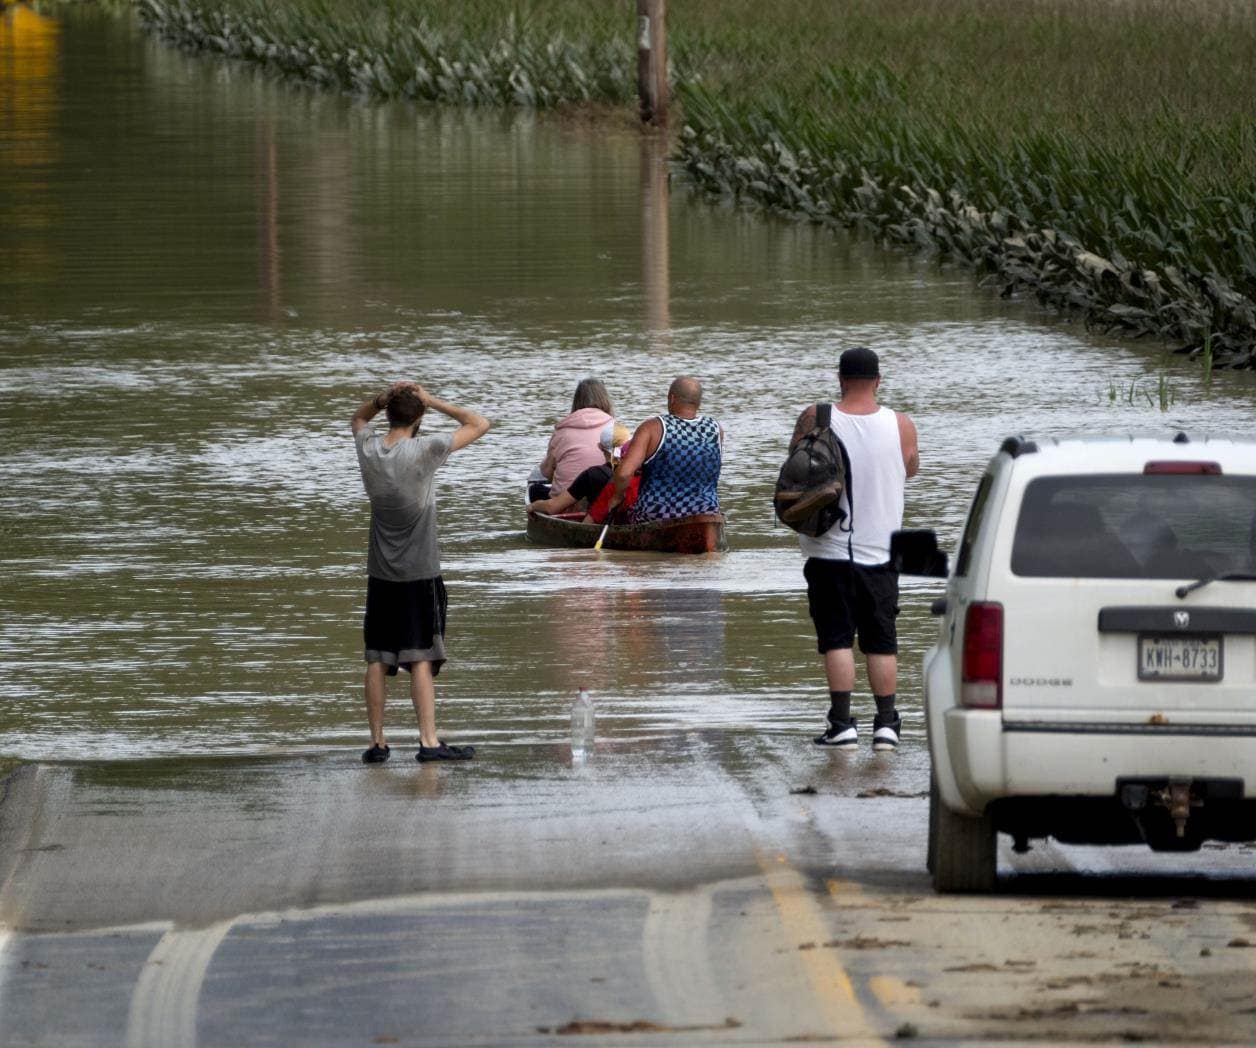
{"left": 931, "top": 780, "right": 997, "bottom": 893}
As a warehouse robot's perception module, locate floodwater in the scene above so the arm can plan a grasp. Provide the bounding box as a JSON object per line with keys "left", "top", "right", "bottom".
{"left": 3, "top": 5, "right": 1256, "bottom": 763}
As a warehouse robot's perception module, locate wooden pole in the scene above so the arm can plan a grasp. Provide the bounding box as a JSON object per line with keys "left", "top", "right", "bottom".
{"left": 635, "top": 0, "right": 667, "bottom": 128}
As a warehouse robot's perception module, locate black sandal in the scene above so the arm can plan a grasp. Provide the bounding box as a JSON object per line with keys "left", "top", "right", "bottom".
{"left": 416, "top": 741, "right": 475, "bottom": 762}
{"left": 362, "top": 743, "right": 391, "bottom": 764}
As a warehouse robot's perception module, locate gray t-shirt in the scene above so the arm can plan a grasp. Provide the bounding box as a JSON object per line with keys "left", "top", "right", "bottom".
{"left": 354, "top": 429, "right": 453, "bottom": 581}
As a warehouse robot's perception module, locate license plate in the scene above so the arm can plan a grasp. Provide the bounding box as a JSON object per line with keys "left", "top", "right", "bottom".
{"left": 1138, "top": 634, "right": 1223, "bottom": 681}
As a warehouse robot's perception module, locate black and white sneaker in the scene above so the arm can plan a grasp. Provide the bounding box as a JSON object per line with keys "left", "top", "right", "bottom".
{"left": 813, "top": 716, "right": 858, "bottom": 749}
{"left": 872, "top": 714, "right": 902, "bottom": 752}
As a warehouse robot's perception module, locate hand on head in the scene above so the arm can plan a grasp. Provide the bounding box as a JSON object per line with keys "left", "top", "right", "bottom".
{"left": 380, "top": 382, "right": 431, "bottom": 411}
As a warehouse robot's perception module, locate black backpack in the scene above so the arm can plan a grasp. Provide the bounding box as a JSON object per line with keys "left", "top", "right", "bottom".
{"left": 773, "top": 402, "right": 853, "bottom": 538}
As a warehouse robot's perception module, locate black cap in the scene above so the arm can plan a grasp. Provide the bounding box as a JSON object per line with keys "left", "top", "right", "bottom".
{"left": 839, "top": 346, "right": 880, "bottom": 379}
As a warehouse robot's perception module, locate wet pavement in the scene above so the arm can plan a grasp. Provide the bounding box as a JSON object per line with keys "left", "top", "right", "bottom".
{"left": 4, "top": 741, "right": 1256, "bottom": 1046}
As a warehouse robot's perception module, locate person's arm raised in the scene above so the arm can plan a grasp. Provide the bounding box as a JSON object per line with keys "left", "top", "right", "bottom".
{"left": 418, "top": 387, "right": 491, "bottom": 452}
{"left": 351, "top": 384, "right": 405, "bottom": 435}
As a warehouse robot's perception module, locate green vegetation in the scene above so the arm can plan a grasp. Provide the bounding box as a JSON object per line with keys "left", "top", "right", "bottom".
{"left": 1105, "top": 373, "right": 1177, "bottom": 411}
{"left": 675, "top": 1, "right": 1256, "bottom": 367}
{"left": 136, "top": 0, "right": 636, "bottom": 107}
{"left": 136, "top": 0, "right": 1256, "bottom": 365}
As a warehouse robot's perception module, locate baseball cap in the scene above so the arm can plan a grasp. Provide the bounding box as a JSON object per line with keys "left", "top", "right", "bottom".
{"left": 600, "top": 422, "right": 631, "bottom": 453}
{"left": 839, "top": 346, "right": 880, "bottom": 379}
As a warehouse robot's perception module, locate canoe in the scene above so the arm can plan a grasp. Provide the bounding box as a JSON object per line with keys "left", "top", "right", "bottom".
{"left": 526, "top": 509, "right": 727, "bottom": 554}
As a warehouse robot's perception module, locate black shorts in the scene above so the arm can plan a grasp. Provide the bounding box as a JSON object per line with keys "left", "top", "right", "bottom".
{"left": 803, "top": 558, "right": 899, "bottom": 656}
{"left": 363, "top": 575, "right": 447, "bottom": 676}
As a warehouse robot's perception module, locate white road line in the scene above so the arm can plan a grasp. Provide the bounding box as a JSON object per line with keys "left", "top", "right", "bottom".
{"left": 0, "top": 927, "right": 10, "bottom": 1033}
{"left": 641, "top": 888, "right": 723, "bottom": 1026}
{"left": 125, "top": 920, "right": 233, "bottom": 1048}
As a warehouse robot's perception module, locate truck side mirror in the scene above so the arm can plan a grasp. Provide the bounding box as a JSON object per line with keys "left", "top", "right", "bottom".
{"left": 890, "top": 529, "right": 948, "bottom": 578}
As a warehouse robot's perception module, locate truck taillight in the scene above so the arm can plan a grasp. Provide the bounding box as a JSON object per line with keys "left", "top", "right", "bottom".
{"left": 961, "top": 602, "right": 1003, "bottom": 709}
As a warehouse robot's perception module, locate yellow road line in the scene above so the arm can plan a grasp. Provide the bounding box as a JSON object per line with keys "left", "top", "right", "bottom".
{"left": 868, "top": 975, "right": 922, "bottom": 1008}
{"left": 756, "top": 850, "right": 885, "bottom": 1045}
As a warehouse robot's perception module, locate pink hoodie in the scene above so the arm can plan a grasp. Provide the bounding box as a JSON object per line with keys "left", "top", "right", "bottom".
{"left": 542, "top": 407, "right": 614, "bottom": 495}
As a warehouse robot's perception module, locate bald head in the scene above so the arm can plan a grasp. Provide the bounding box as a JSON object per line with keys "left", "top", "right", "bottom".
{"left": 668, "top": 376, "right": 703, "bottom": 411}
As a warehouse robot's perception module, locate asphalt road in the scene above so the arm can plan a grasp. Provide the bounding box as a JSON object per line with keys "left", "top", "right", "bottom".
{"left": 3, "top": 736, "right": 1256, "bottom": 1046}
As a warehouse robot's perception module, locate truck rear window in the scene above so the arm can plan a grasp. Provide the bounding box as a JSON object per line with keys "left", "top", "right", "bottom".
{"left": 955, "top": 473, "right": 994, "bottom": 577}
{"left": 1011, "top": 474, "right": 1256, "bottom": 579}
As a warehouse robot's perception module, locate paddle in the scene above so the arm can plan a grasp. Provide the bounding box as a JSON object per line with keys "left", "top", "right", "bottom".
{"left": 594, "top": 441, "right": 628, "bottom": 551}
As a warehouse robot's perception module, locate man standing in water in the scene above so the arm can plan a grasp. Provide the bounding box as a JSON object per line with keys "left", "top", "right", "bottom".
{"left": 608, "top": 376, "right": 722, "bottom": 522}
{"left": 351, "top": 382, "right": 491, "bottom": 763}
{"left": 792, "top": 347, "right": 919, "bottom": 751}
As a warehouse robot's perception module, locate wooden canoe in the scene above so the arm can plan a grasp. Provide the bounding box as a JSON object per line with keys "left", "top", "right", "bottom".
{"left": 526, "top": 510, "right": 727, "bottom": 554}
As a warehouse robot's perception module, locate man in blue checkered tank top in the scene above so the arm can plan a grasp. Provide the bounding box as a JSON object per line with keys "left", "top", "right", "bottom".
{"left": 607, "top": 376, "right": 723, "bottom": 523}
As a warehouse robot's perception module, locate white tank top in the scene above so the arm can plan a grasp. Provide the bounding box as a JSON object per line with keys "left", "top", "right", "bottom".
{"left": 799, "top": 405, "right": 905, "bottom": 566}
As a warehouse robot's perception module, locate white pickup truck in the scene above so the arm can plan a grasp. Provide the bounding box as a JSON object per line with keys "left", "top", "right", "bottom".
{"left": 894, "top": 434, "right": 1256, "bottom": 892}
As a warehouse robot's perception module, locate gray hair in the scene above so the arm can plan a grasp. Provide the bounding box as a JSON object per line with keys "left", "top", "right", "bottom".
{"left": 571, "top": 377, "right": 614, "bottom": 415}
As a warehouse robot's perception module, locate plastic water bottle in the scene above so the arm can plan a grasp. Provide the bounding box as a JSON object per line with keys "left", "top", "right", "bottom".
{"left": 570, "top": 687, "right": 595, "bottom": 764}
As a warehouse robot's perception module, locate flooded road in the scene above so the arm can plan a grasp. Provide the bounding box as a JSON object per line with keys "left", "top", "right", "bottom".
{"left": 5, "top": 6, "right": 1256, "bottom": 1045}
{"left": 5, "top": 6, "right": 1256, "bottom": 764}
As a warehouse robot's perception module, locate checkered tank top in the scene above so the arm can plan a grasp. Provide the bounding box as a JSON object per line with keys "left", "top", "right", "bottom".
{"left": 629, "top": 414, "right": 722, "bottom": 522}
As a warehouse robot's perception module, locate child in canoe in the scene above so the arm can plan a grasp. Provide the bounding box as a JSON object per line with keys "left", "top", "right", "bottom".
{"left": 528, "top": 422, "right": 639, "bottom": 522}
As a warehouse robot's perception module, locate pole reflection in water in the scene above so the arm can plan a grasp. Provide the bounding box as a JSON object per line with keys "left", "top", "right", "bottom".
{"left": 640, "top": 132, "right": 670, "bottom": 350}
{"left": 255, "top": 115, "right": 280, "bottom": 324}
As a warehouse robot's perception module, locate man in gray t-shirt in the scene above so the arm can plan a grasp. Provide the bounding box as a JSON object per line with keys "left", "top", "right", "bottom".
{"left": 355, "top": 426, "right": 451, "bottom": 582}
{"left": 351, "top": 382, "right": 491, "bottom": 765}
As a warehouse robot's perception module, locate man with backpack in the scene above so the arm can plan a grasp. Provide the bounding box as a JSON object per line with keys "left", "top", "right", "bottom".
{"left": 786, "top": 347, "right": 919, "bottom": 751}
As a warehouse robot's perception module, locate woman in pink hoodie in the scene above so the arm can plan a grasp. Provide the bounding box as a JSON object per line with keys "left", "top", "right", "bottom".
{"left": 531, "top": 378, "right": 614, "bottom": 499}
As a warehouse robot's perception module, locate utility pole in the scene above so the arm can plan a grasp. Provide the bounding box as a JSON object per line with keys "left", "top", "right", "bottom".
{"left": 636, "top": 0, "right": 667, "bottom": 128}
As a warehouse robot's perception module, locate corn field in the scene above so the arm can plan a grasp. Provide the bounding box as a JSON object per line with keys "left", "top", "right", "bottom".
{"left": 136, "top": 0, "right": 1256, "bottom": 366}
